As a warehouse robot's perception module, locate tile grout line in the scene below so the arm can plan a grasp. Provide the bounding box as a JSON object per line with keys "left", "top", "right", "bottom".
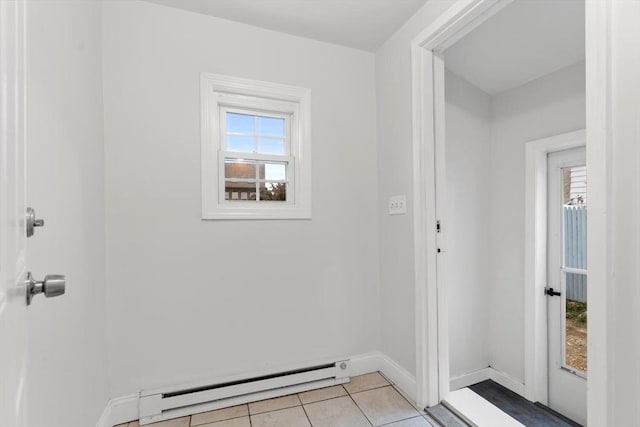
{"left": 194, "top": 414, "right": 252, "bottom": 427}
{"left": 347, "top": 391, "right": 375, "bottom": 427}
{"left": 348, "top": 382, "right": 428, "bottom": 427}
{"left": 299, "top": 398, "right": 315, "bottom": 427}
{"left": 347, "top": 383, "right": 392, "bottom": 396}
{"left": 377, "top": 414, "right": 427, "bottom": 426}
{"left": 390, "top": 383, "right": 428, "bottom": 415}
{"left": 298, "top": 385, "right": 349, "bottom": 406}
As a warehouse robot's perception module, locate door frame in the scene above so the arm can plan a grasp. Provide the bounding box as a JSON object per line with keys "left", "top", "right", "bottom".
{"left": 411, "top": 2, "right": 610, "bottom": 425}
{"left": 524, "top": 130, "right": 586, "bottom": 406}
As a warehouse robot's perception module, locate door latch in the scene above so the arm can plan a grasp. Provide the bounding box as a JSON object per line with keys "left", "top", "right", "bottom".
{"left": 544, "top": 287, "right": 562, "bottom": 297}
{"left": 26, "top": 207, "right": 44, "bottom": 238}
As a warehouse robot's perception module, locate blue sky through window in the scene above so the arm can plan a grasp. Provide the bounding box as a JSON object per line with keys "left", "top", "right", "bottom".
{"left": 259, "top": 138, "right": 285, "bottom": 155}
{"left": 227, "top": 135, "right": 254, "bottom": 152}
{"left": 258, "top": 116, "right": 285, "bottom": 136}
{"left": 227, "top": 112, "right": 254, "bottom": 134}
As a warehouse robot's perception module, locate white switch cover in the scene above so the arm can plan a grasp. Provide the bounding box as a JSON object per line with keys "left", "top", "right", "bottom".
{"left": 389, "top": 195, "right": 407, "bottom": 215}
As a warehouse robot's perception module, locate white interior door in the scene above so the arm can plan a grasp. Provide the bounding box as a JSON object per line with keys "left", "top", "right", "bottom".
{"left": 0, "top": 0, "right": 28, "bottom": 426}
{"left": 547, "top": 147, "right": 587, "bottom": 425}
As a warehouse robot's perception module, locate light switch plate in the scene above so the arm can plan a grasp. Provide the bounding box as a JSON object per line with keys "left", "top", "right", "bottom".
{"left": 389, "top": 195, "right": 407, "bottom": 215}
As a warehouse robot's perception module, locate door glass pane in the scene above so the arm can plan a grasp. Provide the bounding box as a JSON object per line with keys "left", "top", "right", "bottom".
{"left": 565, "top": 272, "right": 587, "bottom": 373}
{"left": 562, "top": 165, "right": 587, "bottom": 374}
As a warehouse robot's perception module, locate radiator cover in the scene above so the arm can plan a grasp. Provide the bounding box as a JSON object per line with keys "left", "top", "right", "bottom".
{"left": 138, "top": 359, "right": 350, "bottom": 425}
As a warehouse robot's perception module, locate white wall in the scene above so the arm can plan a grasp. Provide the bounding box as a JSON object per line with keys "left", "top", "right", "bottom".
{"left": 102, "top": 0, "right": 380, "bottom": 397}
{"left": 444, "top": 71, "right": 492, "bottom": 378}
{"left": 375, "top": 0, "right": 456, "bottom": 378}
{"left": 489, "top": 62, "right": 585, "bottom": 382}
{"left": 26, "top": 1, "right": 109, "bottom": 426}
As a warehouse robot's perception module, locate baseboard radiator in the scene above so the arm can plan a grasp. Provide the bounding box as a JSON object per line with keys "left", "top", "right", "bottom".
{"left": 138, "top": 359, "right": 351, "bottom": 425}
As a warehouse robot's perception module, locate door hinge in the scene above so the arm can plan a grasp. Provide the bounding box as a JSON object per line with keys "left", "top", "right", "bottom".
{"left": 436, "top": 220, "right": 441, "bottom": 233}
{"left": 544, "top": 287, "right": 561, "bottom": 297}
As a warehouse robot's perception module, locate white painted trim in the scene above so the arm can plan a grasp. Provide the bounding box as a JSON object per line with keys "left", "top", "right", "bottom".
{"left": 411, "top": 0, "right": 516, "bottom": 410}
{"left": 379, "top": 354, "right": 419, "bottom": 402}
{"left": 449, "top": 367, "right": 525, "bottom": 398}
{"left": 524, "top": 130, "right": 586, "bottom": 404}
{"left": 411, "top": 43, "right": 438, "bottom": 410}
{"left": 98, "top": 353, "right": 417, "bottom": 426}
{"left": 350, "top": 352, "right": 418, "bottom": 402}
{"left": 412, "top": 0, "right": 514, "bottom": 52}
{"left": 411, "top": 2, "right": 609, "bottom": 425}
{"left": 445, "top": 388, "right": 524, "bottom": 427}
{"left": 585, "top": 1, "right": 609, "bottom": 425}
{"left": 488, "top": 368, "right": 526, "bottom": 397}
{"left": 200, "top": 73, "right": 311, "bottom": 220}
{"left": 96, "top": 394, "right": 139, "bottom": 427}
{"left": 95, "top": 404, "right": 111, "bottom": 427}
{"left": 450, "top": 368, "right": 493, "bottom": 392}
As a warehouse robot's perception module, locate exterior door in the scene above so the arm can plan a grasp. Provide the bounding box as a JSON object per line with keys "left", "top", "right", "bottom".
{"left": 547, "top": 147, "right": 587, "bottom": 425}
{"left": 0, "top": 0, "right": 28, "bottom": 426}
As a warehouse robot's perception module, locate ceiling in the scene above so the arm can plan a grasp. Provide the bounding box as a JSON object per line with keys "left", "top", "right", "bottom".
{"left": 444, "top": 0, "right": 585, "bottom": 96}
{"left": 143, "top": 0, "right": 428, "bottom": 52}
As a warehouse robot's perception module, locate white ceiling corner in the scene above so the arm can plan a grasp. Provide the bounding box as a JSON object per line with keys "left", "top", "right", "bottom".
{"left": 444, "top": 0, "right": 585, "bottom": 96}
{"left": 142, "top": 0, "right": 429, "bottom": 52}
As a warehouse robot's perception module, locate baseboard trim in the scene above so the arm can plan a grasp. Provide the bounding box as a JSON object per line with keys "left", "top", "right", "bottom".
{"left": 350, "top": 351, "right": 417, "bottom": 402}
{"left": 96, "top": 394, "right": 139, "bottom": 427}
{"left": 450, "top": 367, "right": 525, "bottom": 398}
{"left": 450, "top": 368, "right": 493, "bottom": 392}
{"left": 96, "top": 402, "right": 111, "bottom": 427}
{"left": 97, "top": 352, "right": 417, "bottom": 426}
{"left": 487, "top": 367, "right": 525, "bottom": 397}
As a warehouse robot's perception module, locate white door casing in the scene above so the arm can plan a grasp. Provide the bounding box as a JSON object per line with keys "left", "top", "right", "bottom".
{"left": 0, "top": 0, "right": 28, "bottom": 426}
{"left": 546, "top": 147, "right": 587, "bottom": 425}
{"left": 412, "top": 4, "right": 609, "bottom": 425}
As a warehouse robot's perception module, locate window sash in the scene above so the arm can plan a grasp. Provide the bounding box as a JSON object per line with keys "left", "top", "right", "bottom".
{"left": 218, "top": 152, "right": 295, "bottom": 204}
{"left": 201, "top": 72, "right": 311, "bottom": 219}
{"left": 220, "top": 106, "right": 291, "bottom": 156}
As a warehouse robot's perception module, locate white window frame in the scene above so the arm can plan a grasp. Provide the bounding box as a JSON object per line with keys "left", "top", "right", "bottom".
{"left": 201, "top": 73, "right": 311, "bottom": 219}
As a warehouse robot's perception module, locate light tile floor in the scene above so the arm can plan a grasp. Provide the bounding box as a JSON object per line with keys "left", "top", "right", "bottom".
{"left": 115, "top": 372, "right": 439, "bottom": 427}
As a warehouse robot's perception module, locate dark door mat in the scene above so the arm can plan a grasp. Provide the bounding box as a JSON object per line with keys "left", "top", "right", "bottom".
{"left": 468, "top": 380, "right": 583, "bottom": 427}
{"left": 425, "top": 403, "right": 470, "bottom": 427}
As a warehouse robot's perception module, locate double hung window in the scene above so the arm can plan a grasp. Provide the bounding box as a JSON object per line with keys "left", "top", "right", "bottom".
{"left": 201, "top": 74, "right": 311, "bottom": 219}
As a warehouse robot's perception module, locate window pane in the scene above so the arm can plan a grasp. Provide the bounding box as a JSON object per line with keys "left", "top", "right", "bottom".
{"left": 225, "top": 160, "right": 256, "bottom": 179}
{"left": 258, "top": 116, "right": 285, "bottom": 137}
{"left": 259, "top": 137, "right": 286, "bottom": 155}
{"left": 565, "top": 272, "right": 587, "bottom": 372}
{"left": 259, "top": 182, "right": 287, "bottom": 201}
{"left": 226, "top": 112, "right": 254, "bottom": 134}
{"left": 258, "top": 163, "right": 287, "bottom": 181}
{"left": 225, "top": 180, "right": 256, "bottom": 201}
{"left": 226, "top": 135, "right": 255, "bottom": 153}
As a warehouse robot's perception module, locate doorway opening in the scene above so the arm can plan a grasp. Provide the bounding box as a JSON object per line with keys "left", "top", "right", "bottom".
{"left": 410, "top": 0, "right": 604, "bottom": 425}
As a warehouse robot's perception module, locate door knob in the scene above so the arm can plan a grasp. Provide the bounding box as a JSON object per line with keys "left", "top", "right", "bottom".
{"left": 26, "top": 207, "right": 45, "bottom": 238}
{"left": 26, "top": 272, "right": 66, "bottom": 305}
